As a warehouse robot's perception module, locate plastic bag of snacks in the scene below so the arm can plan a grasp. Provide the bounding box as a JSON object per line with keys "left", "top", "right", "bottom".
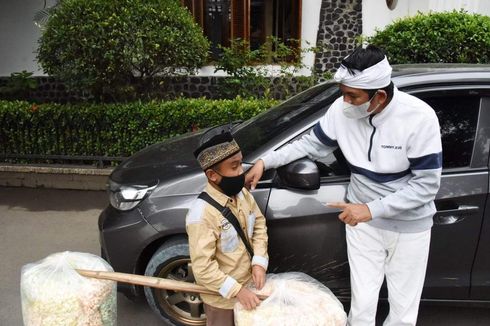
{"left": 234, "top": 272, "right": 347, "bottom": 326}
{"left": 20, "top": 251, "right": 116, "bottom": 326}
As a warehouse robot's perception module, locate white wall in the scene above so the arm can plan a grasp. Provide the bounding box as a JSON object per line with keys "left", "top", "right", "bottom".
{"left": 298, "top": 0, "right": 323, "bottom": 76}
{"left": 363, "top": 0, "right": 490, "bottom": 37}
{"left": 0, "top": 0, "right": 56, "bottom": 76}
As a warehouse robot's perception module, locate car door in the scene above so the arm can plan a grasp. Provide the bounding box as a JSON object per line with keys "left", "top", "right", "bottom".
{"left": 265, "top": 130, "right": 352, "bottom": 300}
{"left": 468, "top": 97, "right": 490, "bottom": 300}
{"left": 407, "top": 86, "right": 490, "bottom": 300}
{"left": 265, "top": 83, "right": 490, "bottom": 303}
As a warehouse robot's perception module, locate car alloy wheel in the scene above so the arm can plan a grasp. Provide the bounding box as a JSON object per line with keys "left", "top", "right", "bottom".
{"left": 154, "top": 258, "right": 206, "bottom": 325}
{"left": 144, "top": 238, "right": 206, "bottom": 326}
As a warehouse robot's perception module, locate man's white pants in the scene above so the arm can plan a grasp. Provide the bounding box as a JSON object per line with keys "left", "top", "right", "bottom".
{"left": 346, "top": 222, "right": 431, "bottom": 326}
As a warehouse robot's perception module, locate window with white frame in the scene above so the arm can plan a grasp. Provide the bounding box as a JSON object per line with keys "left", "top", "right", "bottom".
{"left": 181, "top": 0, "right": 301, "bottom": 58}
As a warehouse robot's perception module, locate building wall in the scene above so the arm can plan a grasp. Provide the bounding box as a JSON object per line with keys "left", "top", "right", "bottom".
{"left": 195, "top": 0, "right": 324, "bottom": 77}
{"left": 0, "top": 0, "right": 52, "bottom": 76}
{"left": 0, "top": 75, "right": 316, "bottom": 102}
{"left": 295, "top": 0, "right": 323, "bottom": 76}
{"left": 0, "top": 0, "right": 324, "bottom": 78}
{"left": 363, "top": 0, "right": 490, "bottom": 37}
{"left": 1, "top": 0, "right": 489, "bottom": 85}
{"left": 314, "top": 0, "right": 363, "bottom": 77}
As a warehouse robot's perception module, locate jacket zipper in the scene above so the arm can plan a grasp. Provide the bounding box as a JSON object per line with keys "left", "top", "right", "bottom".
{"left": 368, "top": 115, "right": 376, "bottom": 162}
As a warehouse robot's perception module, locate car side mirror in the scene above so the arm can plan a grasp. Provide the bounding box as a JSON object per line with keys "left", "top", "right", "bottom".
{"left": 276, "top": 158, "right": 320, "bottom": 190}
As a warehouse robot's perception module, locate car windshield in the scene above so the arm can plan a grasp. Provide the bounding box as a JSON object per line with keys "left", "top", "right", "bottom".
{"left": 232, "top": 81, "right": 340, "bottom": 155}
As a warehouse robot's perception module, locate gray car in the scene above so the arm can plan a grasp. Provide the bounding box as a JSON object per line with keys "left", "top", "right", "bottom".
{"left": 99, "top": 65, "right": 490, "bottom": 325}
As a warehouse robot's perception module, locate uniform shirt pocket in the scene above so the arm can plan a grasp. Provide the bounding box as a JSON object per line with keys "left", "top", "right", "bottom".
{"left": 247, "top": 212, "right": 256, "bottom": 239}
{"left": 220, "top": 226, "right": 239, "bottom": 253}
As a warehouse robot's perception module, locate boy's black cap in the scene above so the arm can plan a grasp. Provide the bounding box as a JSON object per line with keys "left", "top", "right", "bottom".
{"left": 194, "top": 132, "right": 241, "bottom": 170}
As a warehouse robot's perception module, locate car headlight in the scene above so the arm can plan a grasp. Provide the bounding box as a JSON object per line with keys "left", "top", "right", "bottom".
{"left": 108, "top": 180, "right": 158, "bottom": 211}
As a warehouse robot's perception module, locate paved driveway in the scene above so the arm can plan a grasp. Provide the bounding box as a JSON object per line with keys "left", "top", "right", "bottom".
{"left": 0, "top": 186, "right": 488, "bottom": 326}
{"left": 0, "top": 187, "right": 162, "bottom": 326}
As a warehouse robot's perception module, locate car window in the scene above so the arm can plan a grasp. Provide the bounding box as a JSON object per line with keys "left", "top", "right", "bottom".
{"left": 285, "top": 127, "right": 351, "bottom": 178}
{"left": 316, "top": 148, "right": 351, "bottom": 177}
{"left": 233, "top": 82, "right": 340, "bottom": 156}
{"left": 413, "top": 91, "right": 481, "bottom": 169}
{"left": 285, "top": 88, "right": 483, "bottom": 177}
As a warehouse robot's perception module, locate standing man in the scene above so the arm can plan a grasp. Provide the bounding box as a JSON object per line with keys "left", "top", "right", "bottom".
{"left": 246, "top": 45, "right": 442, "bottom": 325}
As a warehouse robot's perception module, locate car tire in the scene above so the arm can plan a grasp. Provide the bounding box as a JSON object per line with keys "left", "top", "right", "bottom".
{"left": 144, "top": 237, "right": 206, "bottom": 326}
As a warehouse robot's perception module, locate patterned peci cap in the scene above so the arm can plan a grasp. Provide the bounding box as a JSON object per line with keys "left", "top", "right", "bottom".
{"left": 193, "top": 132, "right": 241, "bottom": 170}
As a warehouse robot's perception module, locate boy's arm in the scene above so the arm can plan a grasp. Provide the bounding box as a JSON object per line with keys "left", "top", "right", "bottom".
{"left": 186, "top": 220, "right": 242, "bottom": 299}
{"left": 250, "top": 200, "right": 268, "bottom": 271}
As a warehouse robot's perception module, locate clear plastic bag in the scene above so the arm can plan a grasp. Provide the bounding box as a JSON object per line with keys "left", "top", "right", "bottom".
{"left": 20, "top": 251, "right": 116, "bottom": 326}
{"left": 234, "top": 272, "right": 347, "bottom": 326}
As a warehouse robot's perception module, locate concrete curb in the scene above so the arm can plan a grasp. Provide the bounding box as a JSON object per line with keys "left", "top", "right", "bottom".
{"left": 0, "top": 164, "right": 113, "bottom": 190}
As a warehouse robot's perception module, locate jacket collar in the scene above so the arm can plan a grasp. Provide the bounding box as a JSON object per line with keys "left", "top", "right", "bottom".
{"left": 371, "top": 86, "right": 399, "bottom": 126}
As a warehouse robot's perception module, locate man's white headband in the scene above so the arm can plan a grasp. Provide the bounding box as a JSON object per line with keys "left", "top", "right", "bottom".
{"left": 334, "top": 56, "right": 392, "bottom": 89}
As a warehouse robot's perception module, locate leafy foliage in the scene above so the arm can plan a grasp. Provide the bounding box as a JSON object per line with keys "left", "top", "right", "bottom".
{"left": 37, "top": 0, "right": 210, "bottom": 101}
{"left": 0, "top": 98, "right": 277, "bottom": 161}
{"left": 0, "top": 71, "right": 38, "bottom": 101}
{"left": 215, "top": 37, "right": 321, "bottom": 99}
{"left": 214, "top": 38, "right": 270, "bottom": 99}
{"left": 369, "top": 10, "right": 490, "bottom": 64}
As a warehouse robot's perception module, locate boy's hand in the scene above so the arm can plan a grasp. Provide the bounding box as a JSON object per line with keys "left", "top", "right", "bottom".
{"left": 245, "top": 159, "right": 264, "bottom": 190}
{"left": 252, "top": 265, "right": 266, "bottom": 290}
{"left": 236, "top": 287, "right": 260, "bottom": 310}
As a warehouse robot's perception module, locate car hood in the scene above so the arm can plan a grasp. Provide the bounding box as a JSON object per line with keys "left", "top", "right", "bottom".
{"left": 110, "top": 130, "right": 205, "bottom": 185}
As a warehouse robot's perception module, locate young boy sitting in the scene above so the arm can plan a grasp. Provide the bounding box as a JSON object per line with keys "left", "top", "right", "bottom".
{"left": 186, "top": 132, "right": 269, "bottom": 326}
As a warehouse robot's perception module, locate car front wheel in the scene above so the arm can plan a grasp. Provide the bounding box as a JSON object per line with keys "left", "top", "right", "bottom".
{"left": 144, "top": 237, "right": 206, "bottom": 326}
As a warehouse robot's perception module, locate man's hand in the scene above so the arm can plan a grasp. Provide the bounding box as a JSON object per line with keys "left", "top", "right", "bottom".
{"left": 245, "top": 159, "right": 265, "bottom": 190}
{"left": 327, "top": 202, "right": 372, "bottom": 226}
{"left": 236, "top": 287, "right": 260, "bottom": 310}
{"left": 252, "top": 265, "right": 266, "bottom": 290}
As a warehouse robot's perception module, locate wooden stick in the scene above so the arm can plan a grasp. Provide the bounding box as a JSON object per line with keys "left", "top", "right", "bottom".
{"left": 76, "top": 269, "right": 268, "bottom": 300}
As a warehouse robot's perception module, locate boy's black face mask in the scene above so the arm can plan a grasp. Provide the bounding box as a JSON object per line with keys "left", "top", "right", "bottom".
{"left": 214, "top": 171, "right": 245, "bottom": 197}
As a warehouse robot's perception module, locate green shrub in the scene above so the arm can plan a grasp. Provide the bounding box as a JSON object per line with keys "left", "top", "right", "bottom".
{"left": 0, "top": 71, "right": 37, "bottom": 101}
{"left": 215, "top": 37, "right": 321, "bottom": 99}
{"left": 215, "top": 38, "right": 270, "bottom": 99}
{"left": 37, "top": 0, "right": 210, "bottom": 101}
{"left": 0, "top": 98, "right": 277, "bottom": 162}
{"left": 369, "top": 10, "right": 490, "bottom": 64}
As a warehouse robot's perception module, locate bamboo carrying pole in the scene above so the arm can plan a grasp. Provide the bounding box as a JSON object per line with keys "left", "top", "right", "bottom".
{"left": 76, "top": 269, "right": 268, "bottom": 300}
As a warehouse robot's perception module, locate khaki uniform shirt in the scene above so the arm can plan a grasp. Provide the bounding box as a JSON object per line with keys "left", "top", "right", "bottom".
{"left": 186, "top": 183, "right": 268, "bottom": 309}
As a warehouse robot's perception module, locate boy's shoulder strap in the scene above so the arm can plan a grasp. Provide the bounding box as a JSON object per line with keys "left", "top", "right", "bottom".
{"left": 198, "top": 192, "right": 223, "bottom": 213}
{"left": 198, "top": 192, "right": 254, "bottom": 258}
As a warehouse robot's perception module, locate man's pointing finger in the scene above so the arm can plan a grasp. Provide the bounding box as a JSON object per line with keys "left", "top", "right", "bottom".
{"left": 326, "top": 202, "right": 348, "bottom": 209}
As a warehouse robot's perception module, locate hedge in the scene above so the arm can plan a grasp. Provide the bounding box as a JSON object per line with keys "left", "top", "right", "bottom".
{"left": 369, "top": 10, "right": 490, "bottom": 64}
{"left": 0, "top": 98, "right": 277, "bottom": 162}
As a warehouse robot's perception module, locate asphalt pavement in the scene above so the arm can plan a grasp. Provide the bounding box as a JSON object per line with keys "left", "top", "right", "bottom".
{"left": 1, "top": 186, "right": 489, "bottom": 326}
{"left": 0, "top": 186, "right": 163, "bottom": 326}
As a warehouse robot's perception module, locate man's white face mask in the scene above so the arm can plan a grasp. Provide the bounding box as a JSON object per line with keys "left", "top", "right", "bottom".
{"left": 342, "top": 92, "right": 379, "bottom": 119}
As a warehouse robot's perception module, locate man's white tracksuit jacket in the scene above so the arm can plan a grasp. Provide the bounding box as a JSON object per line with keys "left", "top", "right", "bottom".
{"left": 261, "top": 87, "right": 443, "bottom": 233}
